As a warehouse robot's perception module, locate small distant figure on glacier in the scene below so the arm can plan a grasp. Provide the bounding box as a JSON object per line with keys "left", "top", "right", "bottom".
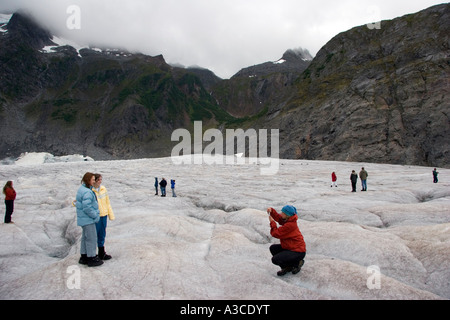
{"left": 433, "top": 168, "right": 439, "bottom": 183}
{"left": 3, "top": 181, "right": 16, "bottom": 224}
{"left": 93, "top": 174, "right": 115, "bottom": 261}
{"left": 267, "top": 205, "right": 306, "bottom": 277}
{"left": 359, "top": 167, "right": 369, "bottom": 191}
{"left": 154, "top": 177, "right": 159, "bottom": 195}
{"left": 159, "top": 178, "right": 167, "bottom": 197}
{"left": 331, "top": 172, "right": 338, "bottom": 187}
{"left": 350, "top": 170, "right": 358, "bottom": 192}
{"left": 171, "top": 179, "right": 177, "bottom": 197}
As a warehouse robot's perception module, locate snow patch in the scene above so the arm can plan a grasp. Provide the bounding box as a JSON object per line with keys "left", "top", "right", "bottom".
{"left": 273, "top": 59, "right": 286, "bottom": 64}
{"left": 40, "top": 36, "right": 86, "bottom": 57}
{"left": 0, "top": 13, "right": 12, "bottom": 33}
{"left": 0, "top": 13, "right": 12, "bottom": 24}
{"left": 13, "top": 152, "right": 94, "bottom": 166}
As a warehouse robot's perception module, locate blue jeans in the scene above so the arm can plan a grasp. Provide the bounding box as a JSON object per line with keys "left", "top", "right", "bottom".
{"left": 361, "top": 180, "right": 367, "bottom": 191}
{"left": 96, "top": 216, "right": 108, "bottom": 247}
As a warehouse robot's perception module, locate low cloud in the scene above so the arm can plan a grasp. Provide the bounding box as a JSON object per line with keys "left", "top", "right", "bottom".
{"left": 0, "top": 0, "right": 444, "bottom": 78}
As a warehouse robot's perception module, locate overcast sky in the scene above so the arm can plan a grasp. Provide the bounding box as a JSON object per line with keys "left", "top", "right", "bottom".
{"left": 0, "top": 0, "right": 445, "bottom": 78}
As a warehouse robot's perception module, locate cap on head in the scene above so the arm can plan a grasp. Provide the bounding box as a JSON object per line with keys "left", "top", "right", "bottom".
{"left": 281, "top": 205, "right": 297, "bottom": 217}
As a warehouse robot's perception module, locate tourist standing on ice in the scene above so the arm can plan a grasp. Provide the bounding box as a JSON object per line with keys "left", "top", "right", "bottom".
{"left": 267, "top": 205, "right": 306, "bottom": 276}
{"left": 3, "top": 181, "right": 16, "bottom": 224}
{"left": 93, "top": 174, "right": 115, "bottom": 261}
{"left": 154, "top": 177, "right": 159, "bottom": 195}
{"left": 159, "top": 178, "right": 167, "bottom": 197}
{"left": 359, "top": 167, "right": 368, "bottom": 191}
{"left": 76, "top": 172, "right": 103, "bottom": 267}
{"left": 171, "top": 179, "right": 177, "bottom": 197}
{"left": 350, "top": 170, "right": 358, "bottom": 192}
{"left": 331, "top": 172, "right": 338, "bottom": 187}
{"left": 433, "top": 168, "right": 439, "bottom": 183}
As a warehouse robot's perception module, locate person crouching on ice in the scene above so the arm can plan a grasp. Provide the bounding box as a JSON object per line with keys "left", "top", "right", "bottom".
{"left": 268, "top": 205, "right": 306, "bottom": 276}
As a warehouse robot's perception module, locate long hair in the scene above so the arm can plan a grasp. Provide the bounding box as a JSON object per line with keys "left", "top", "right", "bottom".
{"left": 81, "top": 173, "right": 95, "bottom": 187}
{"left": 3, "top": 181, "right": 13, "bottom": 194}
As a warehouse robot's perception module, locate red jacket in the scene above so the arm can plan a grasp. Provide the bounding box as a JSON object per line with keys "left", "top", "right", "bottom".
{"left": 332, "top": 172, "right": 337, "bottom": 182}
{"left": 270, "top": 209, "right": 306, "bottom": 253}
{"left": 4, "top": 187, "right": 16, "bottom": 201}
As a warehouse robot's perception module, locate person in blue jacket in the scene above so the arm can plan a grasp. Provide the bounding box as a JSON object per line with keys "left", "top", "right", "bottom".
{"left": 154, "top": 177, "right": 159, "bottom": 195}
{"left": 171, "top": 179, "right": 177, "bottom": 197}
{"left": 76, "top": 172, "right": 103, "bottom": 267}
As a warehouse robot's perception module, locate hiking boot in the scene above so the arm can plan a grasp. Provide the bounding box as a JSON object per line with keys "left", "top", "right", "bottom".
{"left": 292, "top": 260, "right": 305, "bottom": 275}
{"left": 87, "top": 255, "right": 104, "bottom": 267}
{"left": 277, "top": 267, "right": 293, "bottom": 277}
{"left": 78, "top": 254, "right": 88, "bottom": 265}
{"left": 98, "top": 247, "right": 112, "bottom": 260}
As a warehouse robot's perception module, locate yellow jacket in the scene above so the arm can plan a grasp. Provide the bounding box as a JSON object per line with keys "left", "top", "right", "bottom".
{"left": 93, "top": 186, "right": 115, "bottom": 220}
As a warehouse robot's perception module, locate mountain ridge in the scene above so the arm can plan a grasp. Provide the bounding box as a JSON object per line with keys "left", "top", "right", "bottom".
{"left": 267, "top": 3, "right": 449, "bottom": 167}
{"left": 0, "top": 12, "right": 234, "bottom": 160}
{"left": 1, "top": 4, "right": 449, "bottom": 167}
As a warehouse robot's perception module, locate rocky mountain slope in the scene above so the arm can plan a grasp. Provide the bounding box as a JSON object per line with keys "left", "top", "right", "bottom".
{"left": 1, "top": 4, "right": 449, "bottom": 167}
{"left": 259, "top": 3, "right": 449, "bottom": 167}
{"left": 0, "top": 13, "right": 233, "bottom": 160}
{"left": 210, "top": 48, "right": 312, "bottom": 118}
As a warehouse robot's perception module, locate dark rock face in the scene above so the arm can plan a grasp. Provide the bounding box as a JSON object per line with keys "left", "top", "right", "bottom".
{"left": 6, "top": 12, "right": 54, "bottom": 49}
{"left": 232, "top": 48, "right": 312, "bottom": 79}
{"left": 0, "top": 13, "right": 231, "bottom": 160}
{"left": 211, "top": 48, "right": 312, "bottom": 118}
{"left": 1, "top": 4, "right": 449, "bottom": 168}
{"left": 267, "top": 4, "right": 450, "bottom": 167}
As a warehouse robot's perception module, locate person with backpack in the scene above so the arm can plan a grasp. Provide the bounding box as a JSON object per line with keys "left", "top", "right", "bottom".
{"left": 3, "top": 181, "right": 16, "bottom": 224}
{"left": 267, "top": 205, "right": 306, "bottom": 276}
{"left": 159, "top": 178, "right": 167, "bottom": 197}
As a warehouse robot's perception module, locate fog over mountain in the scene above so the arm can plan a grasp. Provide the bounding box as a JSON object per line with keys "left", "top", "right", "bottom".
{"left": 0, "top": 0, "right": 445, "bottom": 78}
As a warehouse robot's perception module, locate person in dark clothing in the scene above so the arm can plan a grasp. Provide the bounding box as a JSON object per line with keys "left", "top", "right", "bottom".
{"left": 350, "top": 170, "right": 358, "bottom": 192}
{"left": 433, "top": 168, "right": 439, "bottom": 183}
{"left": 154, "top": 177, "right": 159, "bottom": 195}
{"left": 159, "top": 178, "right": 167, "bottom": 197}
